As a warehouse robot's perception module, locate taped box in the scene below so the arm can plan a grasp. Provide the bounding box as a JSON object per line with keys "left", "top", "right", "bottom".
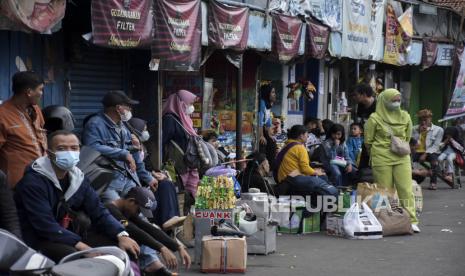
{"left": 201, "top": 235, "right": 247, "bottom": 274}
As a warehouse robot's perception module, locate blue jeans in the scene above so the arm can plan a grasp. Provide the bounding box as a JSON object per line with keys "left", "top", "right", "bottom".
{"left": 139, "top": 245, "right": 161, "bottom": 270}
{"left": 329, "top": 164, "right": 344, "bottom": 187}
{"left": 101, "top": 172, "right": 138, "bottom": 203}
{"left": 287, "top": 175, "right": 338, "bottom": 197}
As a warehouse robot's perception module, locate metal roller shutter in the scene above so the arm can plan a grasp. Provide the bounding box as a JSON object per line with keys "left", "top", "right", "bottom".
{"left": 68, "top": 46, "right": 124, "bottom": 132}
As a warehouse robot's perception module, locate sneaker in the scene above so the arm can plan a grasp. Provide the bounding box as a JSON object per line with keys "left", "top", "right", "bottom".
{"left": 162, "top": 216, "right": 187, "bottom": 231}
{"left": 412, "top": 224, "right": 421, "bottom": 233}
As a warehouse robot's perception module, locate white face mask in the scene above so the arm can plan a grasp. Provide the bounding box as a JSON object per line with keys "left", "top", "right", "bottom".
{"left": 386, "top": 101, "right": 401, "bottom": 110}
{"left": 140, "top": 130, "right": 150, "bottom": 142}
{"left": 186, "top": 105, "right": 195, "bottom": 115}
{"left": 50, "top": 150, "right": 80, "bottom": 171}
{"left": 120, "top": 110, "right": 132, "bottom": 122}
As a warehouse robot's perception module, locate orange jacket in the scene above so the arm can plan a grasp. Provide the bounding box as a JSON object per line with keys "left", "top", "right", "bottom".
{"left": 0, "top": 100, "right": 46, "bottom": 187}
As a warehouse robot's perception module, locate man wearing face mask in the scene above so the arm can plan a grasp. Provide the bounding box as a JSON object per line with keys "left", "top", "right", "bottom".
{"left": 14, "top": 130, "right": 140, "bottom": 262}
{"left": 0, "top": 71, "right": 47, "bottom": 188}
{"left": 82, "top": 90, "right": 157, "bottom": 203}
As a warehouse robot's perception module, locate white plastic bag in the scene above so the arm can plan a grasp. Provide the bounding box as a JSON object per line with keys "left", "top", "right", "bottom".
{"left": 343, "top": 202, "right": 383, "bottom": 239}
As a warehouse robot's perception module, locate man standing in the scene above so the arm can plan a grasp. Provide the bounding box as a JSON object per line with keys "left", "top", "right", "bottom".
{"left": 81, "top": 90, "right": 157, "bottom": 202}
{"left": 412, "top": 109, "right": 444, "bottom": 190}
{"left": 15, "top": 130, "right": 139, "bottom": 262}
{"left": 352, "top": 83, "right": 377, "bottom": 124}
{"left": 0, "top": 71, "right": 47, "bottom": 187}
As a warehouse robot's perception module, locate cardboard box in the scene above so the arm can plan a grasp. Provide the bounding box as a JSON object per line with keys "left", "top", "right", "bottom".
{"left": 194, "top": 209, "right": 234, "bottom": 264}
{"left": 326, "top": 214, "right": 346, "bottom": 237}
{"left": 201, "top": 236, "right": 247, "bottom": 273}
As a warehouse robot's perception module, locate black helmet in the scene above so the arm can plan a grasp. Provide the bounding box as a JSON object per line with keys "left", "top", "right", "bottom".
{"left": 42, "top": 105, "right": 75, "bottom": 133}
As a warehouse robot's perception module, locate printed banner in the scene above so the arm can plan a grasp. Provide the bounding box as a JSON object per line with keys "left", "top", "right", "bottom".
{"left": 272, "top": 13, "right": 304, "bottom": 63}
{"left": 152, "top": 0, "right": 202, "bottom": 71}
{"left": 208, "top": 0, "right": 249, "bottom": 51}
{"left": 307, "top": 20, "right": 330, "bottom": 59}
{"left": 304, "top": 0, "right": 342, "bottom": 31}
{"left": 383, "top": 5, "right": 413, "bottom": 65}
{"left": 422, "top": 38, "right": 438, "bottom": 69}
{"left": 444, "top": 50, "right": 465, "bottom": 120}
{"left": 341, "top": 0, "right": 385, "bottom": 60}
{"left": 91, "top": 0, "right": 153, "bottom": 48}
{"left": 0, "top": 0, "right": 65, "bottom": 33}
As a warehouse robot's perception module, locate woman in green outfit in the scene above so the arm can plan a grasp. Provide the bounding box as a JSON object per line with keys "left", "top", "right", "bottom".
{"left": 364, "top": 89, "right": 420, "bottom": 233}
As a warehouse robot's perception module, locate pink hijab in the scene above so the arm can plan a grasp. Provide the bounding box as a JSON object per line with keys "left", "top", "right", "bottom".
{"left": 162, "top": 90, "right": 198, "bottom": 136}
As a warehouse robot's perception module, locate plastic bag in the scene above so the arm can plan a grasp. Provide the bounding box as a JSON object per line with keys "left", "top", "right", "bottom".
{"left": 343, "top": 202, "right": 383, "bottom": 239}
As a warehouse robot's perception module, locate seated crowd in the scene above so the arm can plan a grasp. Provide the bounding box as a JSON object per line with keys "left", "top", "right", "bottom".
{"left": 1, "top": 72, "right": 463, "bottom": 274}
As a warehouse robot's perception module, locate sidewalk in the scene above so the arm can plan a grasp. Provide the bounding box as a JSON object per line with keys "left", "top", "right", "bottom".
{"left": 184, "top": 181, "right": 465, "bottom": 276}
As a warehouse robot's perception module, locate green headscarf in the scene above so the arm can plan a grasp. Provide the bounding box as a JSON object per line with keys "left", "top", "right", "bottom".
{"left": 371, "top": 88, "right": 410, "bottom": 127}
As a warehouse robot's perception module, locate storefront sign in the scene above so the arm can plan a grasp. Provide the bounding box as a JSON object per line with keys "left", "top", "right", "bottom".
{"left": 247, "top": 11, "right": 272, "bottom": 51}
{"left": 444, "top": 49, "right": 465, "bottom": 120}
{"left": 304, "top": 0, "right": 342, "bottom": 31}
{"left": 422, "top": 38, "right": 438, "bottom": 69}
{"left": 329, "top": 32, "right": 342, "bottom": 57}
{"left": 91, "top": 0, "right": 152, "bottom": 48}
{"left": 152, "top": 0, "right": 202, "bottom": 71}
{"left": 272, "top": 13, "right": 304, "bottom": 63}
{"left": 0, "top": 0, "right": 65, "bottom": 33}
{"left": 208, "top": 0, "right": 249, "bottom": 51}
{"left": 407, "top": 40, "right": 423, "bottom": 65}
{"left": 341, "top": 0, "right": 385, "bottom": 61}
{"left": 383, "top": 5, "right": 412, "bottom": 65}
{"left": 307, "top": 20, "right": 330, "bottom": 59}
{"left": 435, "top": 44, "right": 455, "bottom": 66}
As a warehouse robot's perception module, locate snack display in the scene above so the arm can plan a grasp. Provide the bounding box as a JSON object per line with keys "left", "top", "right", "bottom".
{"left": 196, "top": 176, "right": 237, "bottom": 210}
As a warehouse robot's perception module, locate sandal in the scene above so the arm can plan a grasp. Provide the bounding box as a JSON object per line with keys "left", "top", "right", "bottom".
{"left": 428, "top": 183, "right": 437, "bottom": 190}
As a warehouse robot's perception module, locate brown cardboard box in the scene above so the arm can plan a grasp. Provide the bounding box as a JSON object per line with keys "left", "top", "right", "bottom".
{"left": 201, "top": 236, "right": 247, "bottom": 273}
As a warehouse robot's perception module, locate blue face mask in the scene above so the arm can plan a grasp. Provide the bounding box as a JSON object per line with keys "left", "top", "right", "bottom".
{"left": 51, "top": 151, "right": 80, "bottom": 171}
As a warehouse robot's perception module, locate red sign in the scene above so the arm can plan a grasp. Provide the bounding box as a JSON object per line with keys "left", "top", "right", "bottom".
{"left": 0, "top": 0, "right": 66, "bottom": 33}
{"left": 208, "top": 0, "right": 249, "bottom": 51}
{"left": 272, "top": 13, "right": 304, "bottom": 63}
{"left": 152, "top": 0, "right": 202, "bottom": 71}
{"left": 422, "top": 38, "right": 438, "bottom": 69}
{"left": 91, "top": 0, "right": 153, "bottom": 48}
{"left": 307, "top": 20, "right": 330, "bottom": 59}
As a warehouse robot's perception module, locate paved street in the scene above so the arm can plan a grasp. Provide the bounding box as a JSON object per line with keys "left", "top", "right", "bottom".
{"left": 185, "top": 181, "right": 465, "bottom": 276}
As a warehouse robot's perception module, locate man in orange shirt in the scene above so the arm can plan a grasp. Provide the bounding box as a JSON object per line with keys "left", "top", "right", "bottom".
{"left": 0, "top": 71, "right": 47, "bottom": 188}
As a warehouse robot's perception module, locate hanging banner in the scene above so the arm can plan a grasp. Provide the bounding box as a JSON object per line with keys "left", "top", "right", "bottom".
{"left": 383, "top": 5, "right": 413, "bottom": 65}
{"left": 422, "top": 38, "right": 438, "bottom": 70}
{"left": 208, "top": 0, "right": 249, "bottom": 51}
{"left": 307, "top": 20, "right": 330, "bottom": 59}
{"left": 272, "top": 13, "right": 304, "bottom": 63}
{"left": 303, "top": 0, "right": 342, "bottom": 31}
{"left": 0, "top": 0, "right": 65, "bottom": 33}
{"left": 341, "top": 0, "right": 385, "bottom": 61}
{"left": 443, "top": 51, "right": 465, "bottom": 121}
{"left": 152, "top": 0, "right": 202, "bottom": 71}
{"left": 91, "top": 0, "right": 153, "bottom": 49}
{"left": 406, "top": 40, "right": 423, "bottom": 65}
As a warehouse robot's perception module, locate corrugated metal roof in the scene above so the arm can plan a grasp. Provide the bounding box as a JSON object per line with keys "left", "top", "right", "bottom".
{"left": 424, "top": 0, "right": 465, "bottom": 13}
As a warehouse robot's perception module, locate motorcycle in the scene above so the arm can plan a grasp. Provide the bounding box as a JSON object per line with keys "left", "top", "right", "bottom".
{"left": 0, "top": 229, "right": 134, "bottom": 276}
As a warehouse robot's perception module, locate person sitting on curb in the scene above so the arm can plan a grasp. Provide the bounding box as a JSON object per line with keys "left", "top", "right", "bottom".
{"left": 274, "top": 125, "right": 338, "bottom": 198}
{"left": 412, "top": 109, "right": 444, "bottom": 190}
{"left": 14, "top": 130, "right": 139, "bottom": 262}
{"left": 106, "top": 186, "right": 191, "bottom": 276}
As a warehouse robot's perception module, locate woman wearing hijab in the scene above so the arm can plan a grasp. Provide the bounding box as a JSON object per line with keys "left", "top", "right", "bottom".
{"left": 258, "top": 84, "right": 277, "bottom": 145}
{"left": 365, "top": 89, "right": 420, "bottom": 233}
{"left": 237, "top": 152, "right": 273, "bottom": 194}
{"left": 162, "top": 90, "right": 199, "bottom": 212}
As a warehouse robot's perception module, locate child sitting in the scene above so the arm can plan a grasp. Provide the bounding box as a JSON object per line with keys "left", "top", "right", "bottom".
{"left": 346, "top": 123, "right": 364, "bottom": 166}
{"left": 438, "top": 126, "right": 464, "bottom": 185}
{"left": 320, "top": 124, "right": 354, "bottom": 187}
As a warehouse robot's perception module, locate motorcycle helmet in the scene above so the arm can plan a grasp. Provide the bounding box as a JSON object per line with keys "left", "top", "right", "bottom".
{"left": 42, "top": 105, "right": 75, "bottom": 133}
